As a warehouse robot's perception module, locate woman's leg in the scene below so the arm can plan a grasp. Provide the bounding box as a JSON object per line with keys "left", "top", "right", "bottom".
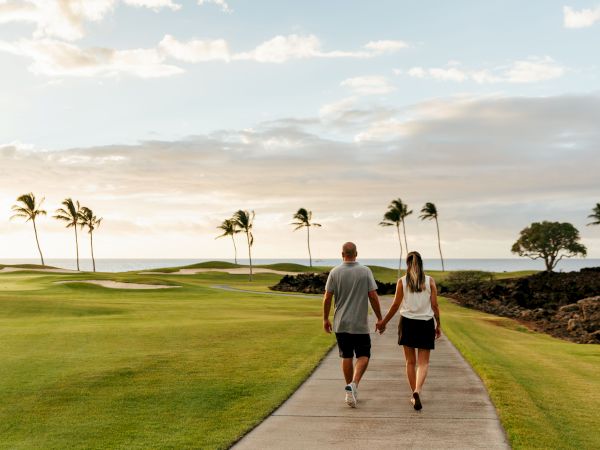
{"left": 415, "top": 349, "right": 431, "bottom": 393}
{"left": 402, "top": 346, "right": 417, "bottom": 392}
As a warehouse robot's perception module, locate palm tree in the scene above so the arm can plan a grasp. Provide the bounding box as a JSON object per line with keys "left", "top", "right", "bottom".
{"left": 54, "top": 198, "right": 82, "bottom": 271}
{"left": 588, "top": 203, "right": 600, "bottom": 226}
{"left": 292, "top": 208, "right": 321, "bottom": 268}
{"left": 233, "top": 210, "right": 255, "bottom": 281}
{"left": 10, "top": 193, "right": 47, "bottom": 265}
{"left": 379, "top": 205, "right": 404, "bottom": 277}
{"left": 79, "top": 206, "right": 102, "bottom": 272}
{"left": 216, "top": 218, "right": 240, "bottom": 264}
{"left": 392, "top": 198, "right": 412, "bottom": 251}
{"left": 420, "top": 202, "right": 445, "bottom": 271}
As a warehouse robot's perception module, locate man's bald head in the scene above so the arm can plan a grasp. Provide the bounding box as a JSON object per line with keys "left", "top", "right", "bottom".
{"left": 342, "top": 242, "right": 357, "bottom": 260}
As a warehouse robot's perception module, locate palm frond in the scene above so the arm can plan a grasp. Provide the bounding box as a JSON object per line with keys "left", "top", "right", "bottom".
{"left": 419, "top": 202, "right": 438, "bottom": 220}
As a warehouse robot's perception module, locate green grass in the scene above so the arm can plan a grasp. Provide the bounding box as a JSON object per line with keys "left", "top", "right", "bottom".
{"left": 441, "top": 297, "right": 600, "bottom": 450}
{"left": 3, "top": 262, "right": 593, "bottom": 450}
{"left": 0, "top": 270, "right": 332, "bottom": 449}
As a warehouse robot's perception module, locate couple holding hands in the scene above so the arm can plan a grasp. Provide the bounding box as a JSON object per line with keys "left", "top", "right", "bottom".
{"left": 323, "top": 242, "right": 441, "bottom": 410}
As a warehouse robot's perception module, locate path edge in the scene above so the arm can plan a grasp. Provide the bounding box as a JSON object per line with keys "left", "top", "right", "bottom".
{"left": 442, "top": 330, "right": 512, "bottom": 448}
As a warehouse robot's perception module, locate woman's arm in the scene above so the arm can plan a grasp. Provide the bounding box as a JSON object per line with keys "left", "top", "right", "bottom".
{"left": 430, "top": 277, "right": 442, "bottom": 339}
{"left": 379, "top": 280, "right": 404, "bottom": 332}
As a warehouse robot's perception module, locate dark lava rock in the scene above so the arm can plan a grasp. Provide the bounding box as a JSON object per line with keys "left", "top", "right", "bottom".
{"left": 270, "top": 273, "right": 397, "bottom": 295}
{"left": 444, "top": 268, "right": 600, "bottom": 344}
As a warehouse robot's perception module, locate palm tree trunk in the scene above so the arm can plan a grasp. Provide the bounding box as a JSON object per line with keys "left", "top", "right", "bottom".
{"left": 435, "top": 218, "right": 444, "bottom": 271}
{"left": 396, "top": 224, "right": 403, "bottom": 278}
{"left": 307, "top": 226, "right": 312, "bottom": 267}
{"left": 401, "top": 218, "right": 409, "bottom": 252}
{"left": 246, "top": 231, "right": 253, "bottom": 281}
{"left": 74, "top": 226, "right": 80, "bottom": 271}
{"left": 90, "top": 231, "right": 96, "bottom": 272}
{"left": 32, "top": 219, "right": 44, "bottom": 266}
{"left": 231, "top": 234, "right": 238, "bottom": 264}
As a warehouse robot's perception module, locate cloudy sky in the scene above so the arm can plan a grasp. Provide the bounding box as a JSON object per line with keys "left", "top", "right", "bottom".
{"left": 1, "top": 0, "right": 599, "bottom": 260}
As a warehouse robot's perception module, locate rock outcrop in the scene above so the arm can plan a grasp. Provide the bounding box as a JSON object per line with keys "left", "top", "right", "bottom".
{"left": 443, "top": 268, "right": 600, "bottom": 344}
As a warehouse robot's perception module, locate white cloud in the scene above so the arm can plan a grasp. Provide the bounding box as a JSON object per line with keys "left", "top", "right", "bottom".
{"left": 0, "top": 0, "right": 180, "bottom": 41}
{"left": 0, "top": 29, "right": 409, "bottom": 77}
{"left": 0, "top": 38, "right": 183, "bottom": 78}
{"left": 563, "top": 5, "right": 600, "bottom": 28}
{"left": 504, "top": 57, "right": 566, "bottom": 82}
{"left": 124, "top": 0, "right": 180, "bottom": 11}
{"left": 233, "top": 34, "right": 322, "bottom": 63}
{"left": 158, "top": 34, "right": 230, "bottom": 62}
{"left": 233, "top": 34, "right": 408, "bottom": 63}
{"left": 340, "top": 76, "right": 395, "bottom": 95}
{"left": 197, "top": 0, "right": 232, "bottom": 13}
{"left": 403, "top": 57, "right": 566, "bottom": 84}
{"left": 363, "top": 40, "right": 408, "bottom": 53}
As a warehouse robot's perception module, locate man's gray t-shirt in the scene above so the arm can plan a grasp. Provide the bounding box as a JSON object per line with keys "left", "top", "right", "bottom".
{"left": 325, "top": 262, "right": 378, "bottom": 334}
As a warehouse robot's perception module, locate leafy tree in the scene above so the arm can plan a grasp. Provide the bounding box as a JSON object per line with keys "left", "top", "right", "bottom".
{"left": 588, "top": 203, "right": 600, "bottom": 226}
{"left": 233, "top": 210, "right": 255, "bottom": 281}
{"left": 79, "top": 207, "right": 102, "bottom": 272}
{"left": 292, "top": 208, "right": 321, "bottom": 268}
{"left": 54, "top": 198, "right": 82, "bottom": 271}
{"left": 10, "top": 193, "right": 47, "bottom": 265}
{"left": 420, "top": 202, "right": 445, "bottom": 271}
{"left": 216, "top": 218, "right": 240, "bottom": 264}
{"left": 511, "top": 221, "right": 587, "bottom": 272}
{"left": 380, "top": 202, "right": 404, "bottom": 276}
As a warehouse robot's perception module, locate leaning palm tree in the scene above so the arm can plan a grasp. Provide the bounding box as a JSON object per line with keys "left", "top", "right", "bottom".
{"left": 54, "top": 198, "right": 82, "bottom": 271}
{"left": 292, "top": 208, "right": 321, "bottom": 268}
{"left": 79, "top": 206, "right": 102, "bottom": 272}
{"left": 216, "top": 218, "right": 240, "bottom": 264}
{"left": 420, "top": 202, "right": 445, "bottom": 271}
{"left": 10, "top": 193, "right": 47, "bottom": 265}
{"left": 392, "top": 198, "right": 413, "bottom": 252}
{"left": 233, "top": 210, "right": 255, "bottom": 281}
{"left": 379, "top": 205, "right": 403, "bottom": 277}
{"left": 588, "top": 203, "right": 600, "bottom": 226}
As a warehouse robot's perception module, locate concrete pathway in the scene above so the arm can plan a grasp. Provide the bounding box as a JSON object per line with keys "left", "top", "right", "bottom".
{"left": 233, "top": 297, "right": 510, "bottom": 450}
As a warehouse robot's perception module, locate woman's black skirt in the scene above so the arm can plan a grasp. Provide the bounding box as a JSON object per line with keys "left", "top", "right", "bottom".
{"left": 398, "top": 316, "right": 435, "bottom": 350}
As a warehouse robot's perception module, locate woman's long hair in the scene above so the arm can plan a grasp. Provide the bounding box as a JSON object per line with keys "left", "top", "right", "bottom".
{"left": 406, "top": 251, "right": 425, "bottom": 293}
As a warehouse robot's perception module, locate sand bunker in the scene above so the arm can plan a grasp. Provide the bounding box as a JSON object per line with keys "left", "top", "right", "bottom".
{"left": 0, "top": 267, "right": 77, "bottom": 274}
{"left": 56, "top": 280, "right": 180, "bottom": 289}
{"left": 142, "top": 268, "right": 298, "bottom": 276}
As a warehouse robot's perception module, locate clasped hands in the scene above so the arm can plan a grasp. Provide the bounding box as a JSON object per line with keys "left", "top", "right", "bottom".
{"left": 375, "top": 320, "right": 386, "bottom": 334}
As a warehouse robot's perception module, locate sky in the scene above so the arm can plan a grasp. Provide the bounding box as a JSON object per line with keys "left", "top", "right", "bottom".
{"left": 0, "top": 0, "right": 599, "bottom": 260}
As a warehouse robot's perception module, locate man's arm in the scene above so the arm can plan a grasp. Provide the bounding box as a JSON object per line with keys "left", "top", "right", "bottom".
{"left": 368, "top": 290, "right": 383, "bottom": 332}
{"left": 323, "top": 291, "right": 333, "bottom": 333}
{"left": 430, "top": 278, "right": 442, "bottom": 339}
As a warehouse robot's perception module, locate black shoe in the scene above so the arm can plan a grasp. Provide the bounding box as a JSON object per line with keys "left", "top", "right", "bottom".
{"left": 412, "top": 392, "right": 422, "bottom": 411}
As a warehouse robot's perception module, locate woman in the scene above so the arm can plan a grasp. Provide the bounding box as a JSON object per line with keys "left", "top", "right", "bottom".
{"left": 377, "top": 251, "right": 441, "bottom": 411}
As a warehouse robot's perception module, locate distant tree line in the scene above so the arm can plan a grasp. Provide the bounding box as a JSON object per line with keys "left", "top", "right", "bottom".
{"left": 9, "top": 193, "right": 599, "bottom": 276}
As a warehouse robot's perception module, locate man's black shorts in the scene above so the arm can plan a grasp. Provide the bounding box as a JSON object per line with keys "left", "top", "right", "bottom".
{"left": 335, "top": 333, "right": 371, "bottom": 358}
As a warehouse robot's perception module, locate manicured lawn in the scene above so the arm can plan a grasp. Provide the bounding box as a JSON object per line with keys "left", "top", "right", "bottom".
{"left": 2, "top": 263, "right": 595, "bottom": 449}
{"left": 0, "top": 268, "right": 331, "bottom": 449}
{"left": 440, "top": 297, "right": 600, "bottom": 450}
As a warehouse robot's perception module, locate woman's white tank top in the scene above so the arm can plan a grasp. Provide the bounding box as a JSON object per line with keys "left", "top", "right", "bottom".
{"left": 399, "top": 275, "right": 434, "bottom": 320}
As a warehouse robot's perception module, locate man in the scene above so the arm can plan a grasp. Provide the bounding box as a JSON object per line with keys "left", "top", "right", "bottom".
{"left": 323, "top": 242, "right": 383, "bottom": 408}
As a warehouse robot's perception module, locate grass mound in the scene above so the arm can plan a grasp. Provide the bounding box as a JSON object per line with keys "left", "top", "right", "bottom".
{"left": 183, "top": 261, "right": 242, "bottom": 269}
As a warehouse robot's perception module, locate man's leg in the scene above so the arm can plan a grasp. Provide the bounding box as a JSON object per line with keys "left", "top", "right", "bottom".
{"left": 415, "top": 349, "right": 431, "bottom": 393}
{"left": 341, "top": 358, "right": 353, "bottom": 384}
{"left": 352, "top": 356, "right": 369, "bottom": 386}
{"left": 403, "top": 346, "right": 417, "bottom": 392}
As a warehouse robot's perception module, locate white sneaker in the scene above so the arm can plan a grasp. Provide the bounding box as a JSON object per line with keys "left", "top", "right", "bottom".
{"left": 345, "top": 383, "right": 357, "bottom": 408}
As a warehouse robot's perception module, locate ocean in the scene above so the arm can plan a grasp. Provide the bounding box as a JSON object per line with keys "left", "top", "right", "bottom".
{"left": 1, "top": 258, "right": 599, "bottom": 273}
